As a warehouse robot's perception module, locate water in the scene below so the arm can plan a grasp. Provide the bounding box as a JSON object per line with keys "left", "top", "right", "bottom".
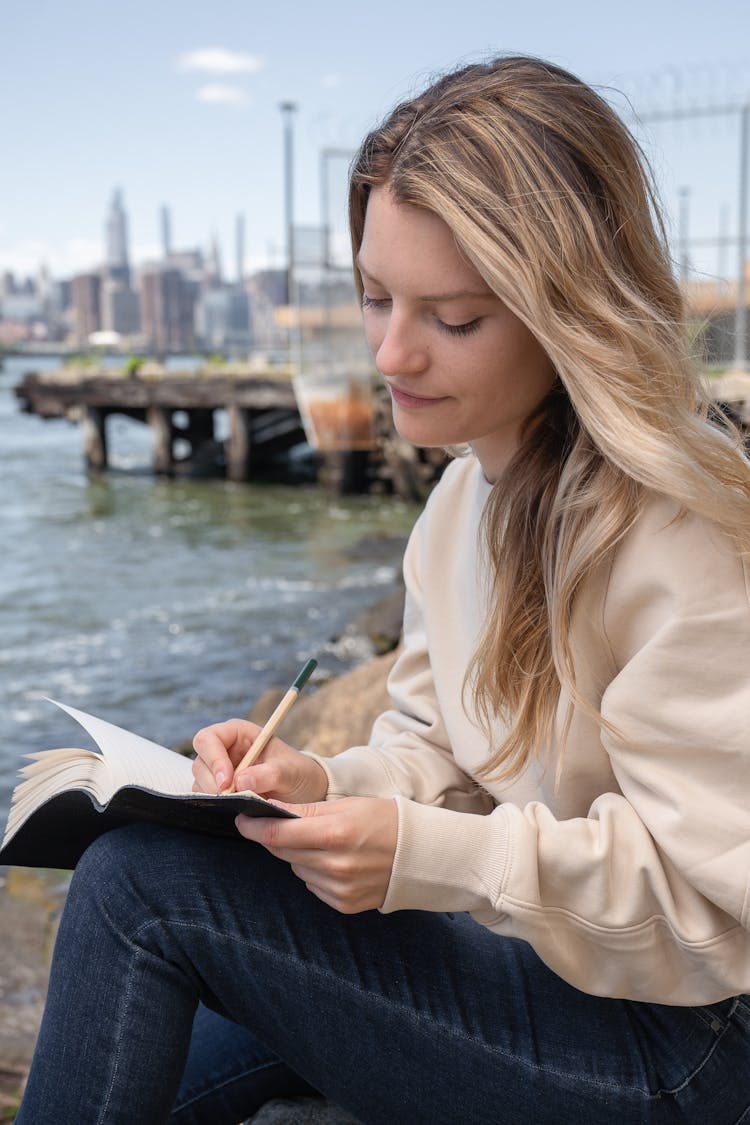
{"left": 0, "top": 354, "right": 419, "bottom": 823}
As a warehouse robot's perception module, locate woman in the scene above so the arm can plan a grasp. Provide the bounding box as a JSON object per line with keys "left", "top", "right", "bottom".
{"left": 17, "top": 55, "right": 750, "bottom": 1124}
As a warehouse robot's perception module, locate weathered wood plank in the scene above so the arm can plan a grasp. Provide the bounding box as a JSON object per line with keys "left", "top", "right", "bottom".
{"left": 15, "top": 373, "right": 299, "bottom": 415}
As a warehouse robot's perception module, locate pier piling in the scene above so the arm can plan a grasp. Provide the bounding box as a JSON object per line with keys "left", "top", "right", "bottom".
{"left": 227, "top": 405, "right": 253, "bottom": 482}
{"left": 13, "top": 365, "right": 448, "bottom": 497}
{"left": 82, "top": 406, "right": 108, "bottom": 472}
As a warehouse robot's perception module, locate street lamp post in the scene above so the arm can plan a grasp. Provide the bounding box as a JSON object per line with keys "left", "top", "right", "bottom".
{"left": 279, "top": 100, "right": 298, "bottom": 359}
{"left": 678, "top": 186, "right": 691, "bottom": 284}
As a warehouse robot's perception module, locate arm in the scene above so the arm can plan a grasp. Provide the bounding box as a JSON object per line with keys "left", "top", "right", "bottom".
{"left": 304, "top": 508, "right": 494, "bottom": 815}
{"left": 379, "top": 501, "right": 750, "bottom": 1003}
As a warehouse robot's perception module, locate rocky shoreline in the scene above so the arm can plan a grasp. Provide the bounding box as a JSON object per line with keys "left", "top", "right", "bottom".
{"left": 0, "top": 587, "right": 404, "bottom": 1120}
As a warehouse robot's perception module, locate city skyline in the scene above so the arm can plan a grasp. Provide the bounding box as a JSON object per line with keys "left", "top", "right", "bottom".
{"left": 3, "top": 0, "right": 750, "bottom": 285}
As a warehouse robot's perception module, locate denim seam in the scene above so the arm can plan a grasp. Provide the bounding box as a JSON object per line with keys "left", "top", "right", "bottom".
{"left": 691, "top": 996, "right": 738, "bottom": 1033}
{"left": 134, "top": 915, "right": 683, "bottom": 1102}
{"left": 96, "top": 941, "right": 140, "bottom": 1125}
{"left": 171, "top": 1057, "right": 289, "bottom": 1116}
{"left": 655, "top": 1016, "right": 731, "bottom": 1096}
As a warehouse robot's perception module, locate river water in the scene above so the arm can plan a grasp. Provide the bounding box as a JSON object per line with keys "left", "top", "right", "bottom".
{"left": 0, "top": 355, "right": 419, "bottom": 823}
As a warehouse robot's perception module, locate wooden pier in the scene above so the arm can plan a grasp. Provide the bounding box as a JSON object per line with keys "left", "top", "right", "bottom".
{"left": 14, "top": 364, "right": 446, "bottom": 498}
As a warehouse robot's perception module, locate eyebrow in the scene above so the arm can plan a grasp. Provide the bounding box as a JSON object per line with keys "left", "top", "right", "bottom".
{"left": 356, "top": 258, "right": 494, "bottom": 303}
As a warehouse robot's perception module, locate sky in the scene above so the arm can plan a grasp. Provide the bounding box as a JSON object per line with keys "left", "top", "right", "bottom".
{"left": 2, "top": 0, "right": 749, "bottom": 285}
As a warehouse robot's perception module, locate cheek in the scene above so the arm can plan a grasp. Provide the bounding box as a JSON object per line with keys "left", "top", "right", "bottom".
{"left": 362, "top": 315, "right": 382, "bottom": 358}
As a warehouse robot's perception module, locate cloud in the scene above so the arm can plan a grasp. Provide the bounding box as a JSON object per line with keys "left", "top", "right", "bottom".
{"left": 196, "top": 84, "right": 250, "bottom": 106}
{"left": 177, "top": 47, "right": 264, "bottom": 75}
{"left": 0, "top": 237, "right": 102, "bottom": 277}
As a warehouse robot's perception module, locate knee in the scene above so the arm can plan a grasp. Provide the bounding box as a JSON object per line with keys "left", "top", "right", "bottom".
{"left": 74, "top": 823, "right": 160, "bottom": 882}
{"left": 69, "top": 824, "right": 178, "bottom": 922}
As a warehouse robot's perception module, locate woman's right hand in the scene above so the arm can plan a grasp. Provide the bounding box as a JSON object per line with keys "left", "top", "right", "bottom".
{"left": 191, "top": 719, "right": 329, "bottom": 804}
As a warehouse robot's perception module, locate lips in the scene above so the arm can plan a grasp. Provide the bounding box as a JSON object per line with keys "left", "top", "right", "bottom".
{"left": 388, "top": 384, "right": 449, "bottom": 407}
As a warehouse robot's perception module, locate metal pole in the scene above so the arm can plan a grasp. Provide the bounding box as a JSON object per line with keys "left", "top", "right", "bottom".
{"left": 719, "top": 204, "right": 730, "bottom": 288}
{"left": 678, "top": 186, "right": 690, "bottom": 284}
{"left": 735, "top": 103, "right": 749, "bottom": 371}
{"left": 279, "top": 101, "right": 298, "bottom": 362}
{"left": 320, "top": 149, "right": 333, "bottom": 353}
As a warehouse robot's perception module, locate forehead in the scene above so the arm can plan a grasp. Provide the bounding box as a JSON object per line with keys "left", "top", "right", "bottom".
{"left": 358, "top": 187, "right": 489, "bottom": 294}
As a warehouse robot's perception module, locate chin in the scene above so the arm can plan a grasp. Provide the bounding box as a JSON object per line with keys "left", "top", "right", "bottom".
{"left": 392, "top": 412, "right": 458, "bottom": 449}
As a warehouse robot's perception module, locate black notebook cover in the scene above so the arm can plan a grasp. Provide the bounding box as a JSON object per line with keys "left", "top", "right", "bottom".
{"left": 0, "top": 785, "right": 296, "bottom": 870}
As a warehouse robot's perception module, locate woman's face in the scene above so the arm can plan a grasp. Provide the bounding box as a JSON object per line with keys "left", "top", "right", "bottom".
{"left": 358, "top": 187, "right": 556, "bottom": 482}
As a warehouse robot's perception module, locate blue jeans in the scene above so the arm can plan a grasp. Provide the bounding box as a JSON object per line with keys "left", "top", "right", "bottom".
{"left": 16, "top": 824, "right": 750, "bottom": 1124}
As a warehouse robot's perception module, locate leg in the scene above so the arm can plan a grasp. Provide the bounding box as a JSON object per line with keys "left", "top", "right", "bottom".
{"left": 18, "top": 822, "right": 750, "bottom": 1124}
{"left": 171, "top": 1005, "right": 317, "bottom": 1124}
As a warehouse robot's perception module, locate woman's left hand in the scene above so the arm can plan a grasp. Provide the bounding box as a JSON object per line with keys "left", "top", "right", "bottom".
{"left": 235, "top": 797, "right": 398, "bottom": 913}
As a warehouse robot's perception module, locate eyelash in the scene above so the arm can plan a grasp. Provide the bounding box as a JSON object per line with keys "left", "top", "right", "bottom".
{"left": 439, "top": 318, "right": 482, "bottom": 338}
{"left": 361, "top": 294, "right": 482, "bottom": 338}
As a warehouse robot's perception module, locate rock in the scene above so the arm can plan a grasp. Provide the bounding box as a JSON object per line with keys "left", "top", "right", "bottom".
{"left": 249, "top": 647, "right": 400, "bottom": 758}
{"left": 0, "top": 866, "right": 68, "bottom": 1107}
{"left": 248, "top": 1096, "right": 362, "bottom": 1124}
{"left": 337, "top": 586, "right": 405, "bottom": 656}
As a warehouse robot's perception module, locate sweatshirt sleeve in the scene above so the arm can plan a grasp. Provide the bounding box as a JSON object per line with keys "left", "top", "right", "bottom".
{"left": 380, "top": 502, "right": 750, "bottom": 1004}
{"left": 305, "top": 512, "right": 493, "bottom": 815}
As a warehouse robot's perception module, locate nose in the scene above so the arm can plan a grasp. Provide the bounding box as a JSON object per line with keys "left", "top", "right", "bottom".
{"left": 372, "top": 311, "right": 429, "bottom": 378}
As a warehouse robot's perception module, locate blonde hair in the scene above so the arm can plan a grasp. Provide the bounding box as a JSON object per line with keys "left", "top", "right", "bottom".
{"left": 348, "top": 55, "right": 750, "bottom": 780}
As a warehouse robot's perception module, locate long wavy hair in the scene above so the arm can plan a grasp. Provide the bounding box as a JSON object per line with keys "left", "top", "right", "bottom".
{"left": 348, "top": 55, "right": 750, "bottom": 780}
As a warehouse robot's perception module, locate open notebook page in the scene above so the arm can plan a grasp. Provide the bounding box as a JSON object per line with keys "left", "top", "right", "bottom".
{"left": 49, "top": 699, "right": 196, "bottom": 797}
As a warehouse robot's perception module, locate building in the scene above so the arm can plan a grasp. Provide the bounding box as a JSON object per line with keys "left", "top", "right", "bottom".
{"left": 101, "top": 278, "right": 140, "bottom": 337}
{"left": 160, "top": 204, "right": 172, "bottom": 259}
{"left": 139, "top": 265, "right": 195, "bottom": 354}
{"left": 685, "top": 263, "right": 750, "bottom": 368}
{"left": 249, "top": 268, "right": 288, "bottom": 309}
{"left": 71, "top": 273, "right": 102, "bottom": 345}
{"left": 106, "top": 188, "right": 131, "bottom": 287}
{"left": 196, "top": 285, "right": 252, "bottom": 353}
{"left": 101, "top": 188, "right": 140, "bottom": 334}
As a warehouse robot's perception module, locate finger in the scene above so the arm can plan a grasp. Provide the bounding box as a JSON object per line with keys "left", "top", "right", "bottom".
{"left": 234, "top": 761, "right": 288, "bottom": 797}
{"left": 193, "top": 721, "right": 252, "bottom": 790}
{"left": 235, "top": 805, "right": 337, "bottom": 850}
{"left": 266, "top": 800, "right": 332, "bottom": 819}
{"left": 191, "top": 758, "right": 217, "bottom": 794}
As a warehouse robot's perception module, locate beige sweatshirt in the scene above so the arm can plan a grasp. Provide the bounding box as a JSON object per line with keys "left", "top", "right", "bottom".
{"left": 309, "top": 454, "right": 750, "bottom": 1004}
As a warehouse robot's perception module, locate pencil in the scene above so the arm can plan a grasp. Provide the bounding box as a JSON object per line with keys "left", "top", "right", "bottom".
{"left": 227, "top": 658, "right": 318, "bottom": 792}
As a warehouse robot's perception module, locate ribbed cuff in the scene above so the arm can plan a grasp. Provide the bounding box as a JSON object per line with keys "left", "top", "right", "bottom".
{"left": 381, "top": 797, "right": 512, "bottom": 915}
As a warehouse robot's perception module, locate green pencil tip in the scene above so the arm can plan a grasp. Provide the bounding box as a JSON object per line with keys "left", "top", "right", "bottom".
{"left": 293, "top": 658, "right": 317, "bottom": 692}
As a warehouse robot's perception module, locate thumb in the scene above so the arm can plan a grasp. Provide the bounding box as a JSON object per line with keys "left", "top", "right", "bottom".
{"left": 267, "top": 798, "right": 330, "bottom": 818}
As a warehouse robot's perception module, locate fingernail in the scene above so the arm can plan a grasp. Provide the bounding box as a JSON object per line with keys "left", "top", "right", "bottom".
{"left": 215, "top": 770, "right": 227, "bottom": 790}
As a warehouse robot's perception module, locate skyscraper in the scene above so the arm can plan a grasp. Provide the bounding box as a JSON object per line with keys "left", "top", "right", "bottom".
{"left": 106, "top": 188, "right": 131, "bottom": 287}
{"left": 160, "top": 205, "right": 172, "bottom": 260}
{"left": 236, "top": 214, "right": 245, "bottom": 284}
{"left": 102, "top": 188, "right": 140, "bottom": 335}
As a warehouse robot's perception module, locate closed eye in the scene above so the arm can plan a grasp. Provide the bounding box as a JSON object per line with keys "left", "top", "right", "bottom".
{"left": 437, "top": 318, "right": 482, "bottom": 337}
{"left": 361, "top": 294, "right": 390, "bottom": 310}
{"left": 362, "top": 294, "right": 482, "bottom": 338}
